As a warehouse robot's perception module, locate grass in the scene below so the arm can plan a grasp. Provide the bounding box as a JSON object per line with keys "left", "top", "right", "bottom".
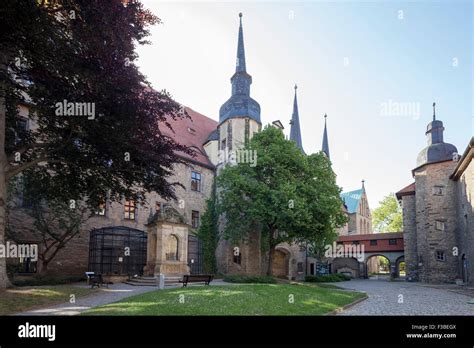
{"left": 83, "top": 283, "right": 365, "bottom": 316}
{"left": 0, "top": 285, "right": 97, "bottom": 315}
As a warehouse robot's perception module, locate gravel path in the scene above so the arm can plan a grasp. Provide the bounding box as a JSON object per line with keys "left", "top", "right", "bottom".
{"left": 336, "top": 279, "right": 474, "bottom": 315}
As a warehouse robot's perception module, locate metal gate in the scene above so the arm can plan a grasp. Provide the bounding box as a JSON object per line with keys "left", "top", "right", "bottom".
{"left": 187, "top": 235, "right": 203, "bottom": 274}
{"left": 88, "top": 226, "right": 147, "bottom": 276}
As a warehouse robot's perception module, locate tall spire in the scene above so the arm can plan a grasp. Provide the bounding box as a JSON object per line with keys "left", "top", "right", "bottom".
{"left": 322, "top": 113, "right": 330, "bottom": 159}
{"left": 432, "top": 102, "right": 436, "bottom": 121}
{"left": 290, "top": 84, "right": 304, "bottom": 152}
{"left": 219, "top": 13, "right": 261, "bottom": 124}
{"left": 236, "top": 13, "right": 246, "bottom": 73}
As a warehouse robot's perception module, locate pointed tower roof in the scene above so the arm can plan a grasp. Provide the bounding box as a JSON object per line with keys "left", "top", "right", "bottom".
{"left": 219, "top": 13, "right": 261, "bottom": 125}
{"left": 322, "top": 114, "right": 330, "bottom": 159}
{"left": 236, "top": 12, "right": 246, "bottom": 73}
{"left": 290, "top": 84, "right": 304, "bottom": 152}
{"left": 416, "top": 102, "right": 457, "bottom": 167}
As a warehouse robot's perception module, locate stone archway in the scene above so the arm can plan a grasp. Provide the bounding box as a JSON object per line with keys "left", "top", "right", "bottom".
{"left": 365, "top": 254, "right": 391, "bottom": 279}
{"left": 272, "top": 248, "right": 290, "bottom": 279}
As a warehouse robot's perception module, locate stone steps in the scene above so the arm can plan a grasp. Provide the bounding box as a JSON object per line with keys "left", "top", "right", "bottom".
{"left": 124, "top": 275, "right": 183, "bottom": 286}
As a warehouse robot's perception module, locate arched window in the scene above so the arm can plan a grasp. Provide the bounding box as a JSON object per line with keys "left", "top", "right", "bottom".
{"left": 166, "top": 235, "right": 179, "bottom": 261}
{"left": 360, "top": 220, "right": 363, "bottom": 233}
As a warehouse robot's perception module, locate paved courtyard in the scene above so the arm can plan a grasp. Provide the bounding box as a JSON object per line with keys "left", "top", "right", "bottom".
{"left": 336, "top": 279, "right": 474, "bottom": 315}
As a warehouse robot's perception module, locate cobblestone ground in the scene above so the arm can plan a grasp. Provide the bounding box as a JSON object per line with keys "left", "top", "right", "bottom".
{"left": 336, "top": 279, "right": 474, "bottom": 315}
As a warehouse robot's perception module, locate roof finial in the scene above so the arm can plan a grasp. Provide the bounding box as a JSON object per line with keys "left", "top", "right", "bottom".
{"left": 362, "top": 179, "right": 365, "bottom": 188}
{"left": 324, "top": 113, "right": 327, "bottom": 120}
{"left": 239, "top": 12, "right": 243, "bottom": 18}
{"left": 294, "top": 83, "right": 297, "bottom": 91}
{"left": 432, "top": 102, "right": 436, "bottom": 121}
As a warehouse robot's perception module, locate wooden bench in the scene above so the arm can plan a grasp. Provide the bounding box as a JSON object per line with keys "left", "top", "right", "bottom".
{"left": 88, "top": 273, "right": 113, "bottom": 289}
{"left": 179, "top": 274, "right": 214, "bottom": 287}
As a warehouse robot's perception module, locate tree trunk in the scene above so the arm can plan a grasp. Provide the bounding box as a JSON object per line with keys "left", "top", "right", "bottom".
{"left": 266, "top": 229, "right": 275, "bottom": 276}
{"left": 0, "top": 51, "right": 11, "bottom": 289}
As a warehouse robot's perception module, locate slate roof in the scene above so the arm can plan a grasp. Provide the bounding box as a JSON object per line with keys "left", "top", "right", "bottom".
{"left": 340, "top": 188, "right": 363, "bottom": 214}
{"left": 160, "top": 106, "right": 218, "bottom": 169}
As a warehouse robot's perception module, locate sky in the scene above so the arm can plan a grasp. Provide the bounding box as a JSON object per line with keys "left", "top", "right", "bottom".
{"left": 136, "top": 0, "right": 473, "bottom": 209}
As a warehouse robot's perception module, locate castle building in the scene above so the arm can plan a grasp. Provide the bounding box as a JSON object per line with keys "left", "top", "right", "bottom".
{"left": 396, "top": 105, "right": 473, "bottom": 285}
{"left": 8, "top": 13, "right": 367, "bottom": 282}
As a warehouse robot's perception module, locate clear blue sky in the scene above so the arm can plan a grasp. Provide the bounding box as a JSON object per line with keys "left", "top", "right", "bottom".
{"left": 137, "top": 0, "right": 473, "bottom": 209}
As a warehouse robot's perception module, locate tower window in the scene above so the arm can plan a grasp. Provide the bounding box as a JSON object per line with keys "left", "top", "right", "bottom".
{"left": 191, "top": 171, "right": 202, "bottom": 192}
{"left": 435, "top": 251, "right": 446, "bottom": 262}
{"left": 245, "top": 118, "right": 250, "bottom": 146}
{"left": 389, "top": 239, "right": 397, "bottom": 245}
{"left": 432, "top": 186, "right": 444, "bottom": 196}
{"left": 435, "top": 220, "right": 445, "bottom": 231}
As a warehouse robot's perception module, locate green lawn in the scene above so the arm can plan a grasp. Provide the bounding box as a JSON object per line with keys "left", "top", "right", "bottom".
{"left": 0, "top": 285, "right": 97, "bottom": 315}
{"left": 84, "top": 283, "right": 365, "bottom": 316}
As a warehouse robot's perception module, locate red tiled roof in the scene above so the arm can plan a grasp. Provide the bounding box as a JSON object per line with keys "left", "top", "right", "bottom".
{"left": 395, "top": 182, "right": 416, "bottom": 200}
{"left": 338, "top": 232, "right": 403, "bottom": 241}
{"left": 161, "top": 106, "right": 218, "bottom": 169}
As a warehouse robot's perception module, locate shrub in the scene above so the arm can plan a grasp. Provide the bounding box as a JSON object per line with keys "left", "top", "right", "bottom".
{"left": 12, "top": 275, "right": 86, "bottom": 287}
{"left": 223, "top": 275, "right": 277, "bottom": 284}
{"left": 304, "top": 274, "right": 351, "bottom": 283}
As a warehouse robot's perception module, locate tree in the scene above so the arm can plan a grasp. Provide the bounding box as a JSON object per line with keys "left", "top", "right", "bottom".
{"left": 217, "top": 126, "right": 347, "bottom": 276}
{"left": 0, "top": 0, "right": 192, "bottom": 288}
{"left": 372, "top": 194, "right": 403, "bottom": 233}
{"left": 196, "top": 183, "right": 218, "bottom": 274}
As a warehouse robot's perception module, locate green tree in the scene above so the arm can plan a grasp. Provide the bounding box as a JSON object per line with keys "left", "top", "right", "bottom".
{"left": 372, "top": 194, "right": 403, "bottom": 232}
{"left": 196, "top": 183, "right": 218, "bottom": 274}
{"left": 217, "top": 126, "right": 347, "bottom": 276}
{"left": 0, "top": 0, "right": 191, "bottom": 289}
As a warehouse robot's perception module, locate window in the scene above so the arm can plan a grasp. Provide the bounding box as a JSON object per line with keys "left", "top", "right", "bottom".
{"left": 95, "top": 195, "right": 106, "bottom": 216}
{"left": 435, "top": 220, "right": 445, "bottom": 231}
{"left": 155, "top": 202, "right": 162, "bottom": 215}
{"left": 233, "top": 251, "right": 241, "bottom": 265}
{"left": 15, "top": 117, "right": 28, "bottom": 145}
{"left": 370, "top": 240, "right": 377, "bottom": 246}
{"left": 435, "top": 251, "right": 446, "bottom": 262}
{"left": 389, "top": 239, "right": 397, "bottom": 245}
{"left": 192, "top": 210, "right": 200, "bottom": 229}
{"left": 432, "top": 186, "right": 444, "bottom": 196}
{"left": 165, "top": 235, "right": 179, "bottom": 261}
{"left": 244, "top": 118, "right": 250, "bottom": 146}
{"left": 297, "top": 262, "right": 303, "bottom": 273}
{"left": 221, "top": 138, "right": 227, "bottom": 151}
{"left": 352, "top": 241, "right": 360, "bottom": 245}
{"left": 124, "top": 199, "right": 136, "bottom": 220}
{"left": 191, "top": 171, "right": 201, "bottom": 192}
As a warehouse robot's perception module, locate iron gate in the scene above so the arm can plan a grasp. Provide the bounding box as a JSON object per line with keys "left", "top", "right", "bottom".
{"left": 88, "top": 226, "right": 147, "bottom": 276}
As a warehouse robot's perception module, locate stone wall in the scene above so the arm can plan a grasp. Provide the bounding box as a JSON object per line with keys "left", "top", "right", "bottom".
{"left": 455, "top": 159, "right": 474, "bottom": 285}
{"left": 402, "top": 194, "right": 418, "bottom": 281}
{"left": 414, "top": 160, "right": 458, "bottom": 283}
{"left": 7, "top": 161, "right": 214, "bottom": 277}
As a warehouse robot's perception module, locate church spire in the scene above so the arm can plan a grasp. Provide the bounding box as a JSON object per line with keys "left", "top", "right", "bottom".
{"left": 290, "top": 84, "right": 304, "bottom": 152}
{"left": 219, "top": 13, "right": 261, "bottom": 125}
{"left": 236, "top": 13, "right": 246, "bottom": 73}
{"left": 322, "top": 113, "right": 330, "bottom": 159}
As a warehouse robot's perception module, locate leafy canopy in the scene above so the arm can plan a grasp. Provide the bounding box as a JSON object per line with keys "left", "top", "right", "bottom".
{"left": 217, "top": 126, "right": 347, "bottom": 267}
{"left": 372, "top": 194, "right": 403, "bottom": 232}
